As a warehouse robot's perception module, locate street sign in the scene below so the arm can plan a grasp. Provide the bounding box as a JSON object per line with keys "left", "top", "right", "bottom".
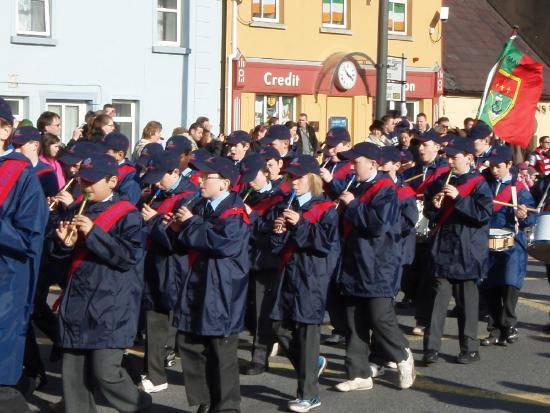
{"left": 387, "top": 55, "right": 406, "bottom": 102}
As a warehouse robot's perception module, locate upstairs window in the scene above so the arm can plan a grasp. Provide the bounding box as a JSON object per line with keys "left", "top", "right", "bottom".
{"left": 157, "top": 0, "right": 181, "bottom": 45}
{"left": 322, "top": 0, "right": 346, "bottom": 28}
{"left": 252, "top": 0, "right": 279, "bottom": 22}
{"left": 388, "top": 0, "right": 407, "bottom": 34}
{"left": 17, "top": 0, "right": 50, "bottom": 37}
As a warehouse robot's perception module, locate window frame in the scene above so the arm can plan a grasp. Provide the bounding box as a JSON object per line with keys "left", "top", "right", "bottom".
{"left": 46, "top": 100, "right": 87, "bottom": 144}
{"left": 255, "top": 94, "right": 296, "bottom": 125}
{"left": 388, "top": 0, "right": 408, "bottom": 35}
{"left": 322, "top": 0, "right": 347, "bottom": 29}
{"left": 1, "top": 96, "right": 26, "bottom": 121}
{"left": 156, "top": 0, "right": 181, "bottom": 46}
{"left": 251, "top": 0, "right": 280, "bottom": 23}
{"left": 112, "top": 100, "right": 138, "bottom": 150}
{"left": 16, "top": 0, "right": 51, "bottom": 37}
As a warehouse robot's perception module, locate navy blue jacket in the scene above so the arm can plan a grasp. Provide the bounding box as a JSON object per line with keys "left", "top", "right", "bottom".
{"left": 338, "top": 172, "right": 402, "bottom": 298}
{"left": 34, "top": 160, "right": 59, "bottom": 197}
{"left": 483, "top": 173, "right": 536, "bottom": 289}
{"left": 323, "top": 160, "right": 354, "bottom": 199}
{"left": 424, "top": 169, "right": 493, "bottom": 281}
{"left": 173, "top": 192, "right": 250, "bottom": 336}
{"left": 117, "top": 159, "right": 141, "bottom": 204}
{"left": 142, "top": 178, "right": 199, "bottom": 312}
{"left": 0, "top": 153, "right": 48, "bottom": 385}
{"left": 268, "top": 194, "right": 340, "bottom": 324}
{"left": 397, "top": 177, "right": 419, "bottom": 268}
{"left": 50, "top": 195, "right": 145, "bottom": 349}
{"left": 402, "top": 155, "right": 449, "bottom": 193}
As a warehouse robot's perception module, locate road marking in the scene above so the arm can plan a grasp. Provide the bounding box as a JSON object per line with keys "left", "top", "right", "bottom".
{"left": 518, "top": 297, "right": 550, "bottom": 313}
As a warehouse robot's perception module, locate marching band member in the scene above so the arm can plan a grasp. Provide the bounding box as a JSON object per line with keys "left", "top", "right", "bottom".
{"left": 170, "top": 156, "right": 249, "bottom": 413}
{"left": 336, "top": 143, "right": 415, "bottom": 393}
{"left": 422, "top": 137, "right": 493, "bottom": 365}
{"left": 468, "top": 122, "right": 495, "bottom": 172}
{"left": 319, "top": 127, "right": 353, "bottom": 199}
{"left": 226, "top": 130, "right": 252, "bottom": 165}
{"left": 527, "top": 135, "right": 550, "bottom": 177}
{"left": 0, "top": 99, "right": 48, "bottom": 413}
{"left": 268, "top": 155, "right": 340, "bottom": 412}
{"left": 480, "top": 146, "right": 535, "bottom": 346}
{"left": 50, "top": 153, "right": 151, "bottom": 413}
{"left": 262, "top": 125, "right": 295, "bottom": 160}
{"left": 258, "top": 146, "right": 290, "bottom": 194}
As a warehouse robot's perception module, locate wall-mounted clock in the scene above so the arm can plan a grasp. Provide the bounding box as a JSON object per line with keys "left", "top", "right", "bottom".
{"left": 335, "top": 60, "right": 358, "bottom": 91}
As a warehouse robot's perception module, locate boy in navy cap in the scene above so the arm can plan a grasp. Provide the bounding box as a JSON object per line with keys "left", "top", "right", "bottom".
{"left": 263, "top": 124, "right": 295, "bottom": 159}
{"left": 165, "top": 135, "right": 193, "bottom": 172}
{"left": 319, "top": 127, "right": 354, "bottom": 200}
{"left": 138, "top": 150, "right": 199, "bottom": 393}
{"left": 50, "top": 153, "right": 151, "bottom": 413}
{"left": 267, "top": 155, "right": 340, "bottom": 412}
{"left": 467, "top": 121, "right": 495, "bottom": 171}
{"left": 0, "top": 98, "right": 48, "bottom": 413}
{"left": 422, "top": 136, "right": 493, "bottom": 365}
{"left": 168, "top": 155, "right": 250, "bottom": 412}
{"left": 479, "top": 146, "right": 535, "bottom": 346}
{"left": 102, "top": 131, "right": 141, "bottom": 204}
{"left": 336, "top": 143, "right": 415, "bottom": 393}
{"left": 259, "top": 146, "right": 289, "bottom": 193}
{"left": 226, "top": 130, "right": 251, "bottom": 164}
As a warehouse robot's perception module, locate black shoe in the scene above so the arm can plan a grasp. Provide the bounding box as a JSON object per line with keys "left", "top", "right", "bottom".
{"left": 197, "top": 404, "right": 210, "bottom": 413}
{"left": 324, "top": 333, "right": 345, "bottom": 345}
{"left": 447, "top": 306, "right": 459, "bottom": 318}
{"left": 422, "top": 351, "right": 439, "bottom": 364}
{"left": 505, "top": 327, "right": 519, "bottom": 343}
{"left": 241, "top": 362, "right": 267, "bottom": 375}
{"left": 49, "top": 345, "right": 62, "bottom": 363}
{"left": 480, "top": 335, "right": 505, "bottom": 347}
{"left": 456, "top": 351, "right": 480, "bottom": 364}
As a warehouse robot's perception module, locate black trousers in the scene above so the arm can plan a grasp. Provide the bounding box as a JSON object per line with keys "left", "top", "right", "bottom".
{"left": 483, "top": 285, "right": 520, "bottom": 335}
{"left": 177, "top": 333, "right": 240, "bottom": 412}
{"left": 424, "top": 278, "right": 479, "bottom": 353}
{"left": 247, "top": 271, "right": 277, "bottom": 366}
{"left": 23, "top": 324, "right": 45, "bottom": 378}
{"left": 402, "top": 243, "right": 434, "bottom": 326}
{"left": 325, "top": 279, "right": 349, "bottom": 336}
{"left": 273, "top": 321, "right": 320, "bottom": 400}
{"left": 62, "top": 348, "right": 151, "bottom": 413}
{"left": 144, "top": 310, "right": 170, "bottom": 385}
{"left": 344, "top": 297, "right": 408, "bottom": 379}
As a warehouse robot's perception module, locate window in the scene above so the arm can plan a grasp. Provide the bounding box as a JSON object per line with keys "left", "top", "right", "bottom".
{"left": 112, "top": 100, "right": 138, "bottom": 150}
{"left": 255, "top": 95, "right": 295, "bottom": 125}
{"left": 47, "top": 101, "right": 87, "bottom": 144}
{"left": 322, "top": 0, "right": 346, "bottom": 28}
{"left": 17, "top": 0, "right": 50, "bottom": 36}
{"left": 388, "top": 0, "right": 407, "bottom": 34}
{"left": 157, "top": 0, "right": 181, "bottom": 45}
{"left": 1, "top": 97, "right": 26, "bottom": 121}
{"left": 252, "top": 0, "right": 279, "bottom": 22}
{"left": 386, "top": 100, "right": 419, "bottom": 121}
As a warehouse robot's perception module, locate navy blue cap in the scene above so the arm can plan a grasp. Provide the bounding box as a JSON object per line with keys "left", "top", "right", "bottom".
{"left": 262, "top": 124, "right": 291, "bottom": 144}
{"left": 142, "top": 150, "right": 181, "bottom": 184}
{"left": 395, "top": 119, "right": 412, "bottom": 135}
{"left": 378, "top": 146, "right": 401, "bottom": 164}
{"left": 165, "top": 135, "right": 192, "bottom": 155}
{"left": 198, "top": 155, "right": 239, "bottom": 185}
{"left": 442, "top": 136, "right": 475, "bottom": 156}
{"left": 102, "top": 132, "right": 129, "bottom": 153}
{"left": 0, "top": 98, "right": 14, "bottom": 124}
{"left": 76, "top": 154, "right": 119, "bottom": 183}
{"left": 487, "top": 145, "right": 513, "bottom": 164}
{"left": 325, "top": 127, "right": 351, "bottom": 146}
{"left": 467, "top": 122, "right": 492, "bottom": 140}
{"left": 400, "top": 149, "right": 414, "bottom": 163}
{"left": 416, "top": 129, "right": 444, "bottom": 144}
{"left": 136, "top": 142, "right": 164, "bottom": 167}
{"left": 283, "top": 155, "right": 321, "bottom": 177}
{"left": 226, "top": 130, "right": 251, "bottom": 145}
{"left": 188, "top": 148, "right": 214, "bottom": 171}
{"left": 59, "top": 142, "right": 102, "bottom": 165}
{"left": 338, "top": 142, "right": 381, "bottom": 161}
{"left": 258, "top": 146, "right": 281, "bottom": 161}
{"left": 11, "top": 126, "right": 41, "bottom": 146}
{"left": 240, "top": 153, "right": 267, "bottom": 183}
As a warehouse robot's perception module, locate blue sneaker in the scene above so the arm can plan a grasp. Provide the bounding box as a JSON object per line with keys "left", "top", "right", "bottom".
{"left": 317, "top": 356, "right": 327, "bottom": 378}
{"left": 288, "top": 395, "right": 321, "bottom": 412}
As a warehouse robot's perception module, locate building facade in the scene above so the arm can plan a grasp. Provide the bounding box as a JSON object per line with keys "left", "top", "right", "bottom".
{"left": 223, "top": 0, "right": 443, "bottom": 143}
{"left": 0, "top": 0, "right": 223, "bottom": 148}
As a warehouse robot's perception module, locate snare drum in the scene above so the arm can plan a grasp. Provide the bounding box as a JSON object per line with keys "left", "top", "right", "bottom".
{"left": 488, "top": 228, "right": 515, "bottom": 252}
{"left": 527, "top": 212, "right": 550, "bottom": 263}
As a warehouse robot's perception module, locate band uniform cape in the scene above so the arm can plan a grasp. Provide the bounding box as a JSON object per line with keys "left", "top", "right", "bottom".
{"left": 0, "top": 153, "right": 48, "bottom": 385}
{"left": 482, "top": 172, "right": 535, "bottom": 290}
{"left": 117, "top": 159, "right": 141, "bottom": 204}
{"left": 49, "top": 195, "right": 145, "bottom": 349}
{"left": 338, "top": 172, "right": 402, "bottom": 298}
{"left": 173, "top": 192, "right": 250, "bottom": 337}
{"left": 424, "top": 169, "right": 493, "bottom": 280}
{"left": 268, "top": 194, "right": 340, "bottom": 325}
{"left": 142, "top": 178, "right": 198, "bottom": 312}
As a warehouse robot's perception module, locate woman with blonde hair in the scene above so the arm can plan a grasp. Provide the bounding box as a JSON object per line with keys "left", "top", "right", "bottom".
{"left": 132, "top": 121, "right": 162, "bottom": 161}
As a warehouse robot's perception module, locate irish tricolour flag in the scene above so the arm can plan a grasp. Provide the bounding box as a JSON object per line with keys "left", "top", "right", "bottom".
{"left": 322, "top": 0, "right": 344, "bottom": 26}
{"left": 478, "top": 35, "right": 543, "bottom": 148}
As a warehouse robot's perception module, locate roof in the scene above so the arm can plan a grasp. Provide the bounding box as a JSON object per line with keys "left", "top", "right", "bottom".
{"left": 443, "top": 0, "right": 550, "bottom": 98}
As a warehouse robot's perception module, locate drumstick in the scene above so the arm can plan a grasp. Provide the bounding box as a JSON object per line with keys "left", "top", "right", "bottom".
{"left": 65, "top": 193, "right": 88, "bottom": 244}
{"left": 404, "top": 173, "right": 424, "bottom": 183}
{"left": 335, "top": 176, "right": 356, "bottom": 208}
{"left": 493, "top": 200, "right": 538, "bottom": 212}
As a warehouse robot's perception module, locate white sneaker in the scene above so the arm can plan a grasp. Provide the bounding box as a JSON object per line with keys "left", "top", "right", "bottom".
{"left": 335, "top": 377, "right": 373, "bottom": 392}
{"left": 412, "top": 326, "right": 425, "bottom": 336}
{"left": 139, "top": 375, "right": 168, "bottom": 393}
{"left": 369, "top": 363, "right": 385, "bottom": 378}
{"left": 397, "top": 348, "right": 416, "bottom": 389}
{"left": 384, "top": 361, "right": 397, "bottom": 369}
{"left": 269, "top": 342, "right": 279, "bottom": 358}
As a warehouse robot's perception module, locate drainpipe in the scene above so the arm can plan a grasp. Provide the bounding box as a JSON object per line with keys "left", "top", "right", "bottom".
{"left": 225, "top": 0, "right": 238, "bottom": 134}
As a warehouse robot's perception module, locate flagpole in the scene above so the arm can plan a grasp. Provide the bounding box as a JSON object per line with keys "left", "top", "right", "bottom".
{"left": 477, "top": 26, "right": 520, "bottom": 118}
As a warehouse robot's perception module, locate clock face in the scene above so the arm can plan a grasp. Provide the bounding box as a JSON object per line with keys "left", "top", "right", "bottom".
{"left": 336, "top": 60, "right": 358, "bottom": 90}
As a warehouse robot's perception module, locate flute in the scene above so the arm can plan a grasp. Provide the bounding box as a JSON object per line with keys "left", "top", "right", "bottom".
{"left": 433, "top": 168, "right": 454, "bottom": 208}
{"left": 320, "top": 158, "right": 330, "bottom": 169}
{"left": 334, "top": 176, "right": 356, "bottom": 209}
{"left": 242, "top": 186, "right": 254, "bottom": 203}
{"left": 147, "top": 189, "right": 161, "bottom": 206}
{"left": 274, "top": 191, "right": 297, "bottom": 234}
{"left": 48, "top": 177, "right": 75, "bottom": 211}
{"left": 164, "top": 192, "right": 201, "bottom": 228}
{"left": 64, "top": 193, "right": 89, "bottom": 245}
{"left": 404, "top": 173, "right": 424, "bottom": 183}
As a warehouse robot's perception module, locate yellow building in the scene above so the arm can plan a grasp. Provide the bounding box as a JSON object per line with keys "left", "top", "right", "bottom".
{"left": 222, "top": 0, "right": 444, "bottom": 142}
